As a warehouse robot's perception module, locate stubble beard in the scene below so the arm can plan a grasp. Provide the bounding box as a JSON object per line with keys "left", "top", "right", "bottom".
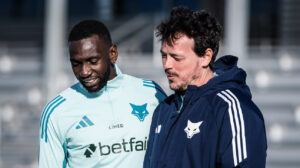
{"left": 169, "top": 80, "right": 188, "bottom": 95}
{"left": 169, "top": 73, "right": 199, "bottom": 95}
{"left": 82, "top": 63, "right": 111, "bottom": 93}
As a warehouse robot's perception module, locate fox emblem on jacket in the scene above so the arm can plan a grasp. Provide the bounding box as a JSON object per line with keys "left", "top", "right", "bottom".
{"left": 184, "top": 120, "right": 203, "bottom": 139}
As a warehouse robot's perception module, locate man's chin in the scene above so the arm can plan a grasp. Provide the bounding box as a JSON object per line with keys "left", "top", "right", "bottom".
{"left": 169, "top": 84, "right": 187, "bottom": 94}
{"left": 86, "top": 87, "right": 100, "bottom": 93}
{"left": 81, "top": 83, "right": 104, "bottom": 93}
{"left": 83, "top": 85, "right": 100, "bottom": 93}
{"left": 170, "top": 85, "right": 181, "bottom": 92}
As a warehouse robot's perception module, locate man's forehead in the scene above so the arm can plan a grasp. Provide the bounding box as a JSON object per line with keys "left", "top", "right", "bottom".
{"left": 69, "top": 35, "right": 103, "bottom": 51}
{"left": 82, "top": 39, "right": 94, "bottom": 50}
{"left": 163, "top": 33, "right": 193, "bottom": 46}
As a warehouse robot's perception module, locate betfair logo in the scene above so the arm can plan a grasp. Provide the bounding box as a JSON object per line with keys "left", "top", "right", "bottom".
{"left": 84, "top": 144, "right": 97, "bottom": 158}
{"left": 84, "top": 137, "right": 148, "bottom": 158}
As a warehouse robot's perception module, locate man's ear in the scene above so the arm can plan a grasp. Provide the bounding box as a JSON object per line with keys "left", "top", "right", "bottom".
{"left": 109, "top": 44, "right": 118, "bottom": 64}
{"left": 201, "top": 48, "right": 213, "bottom": 68}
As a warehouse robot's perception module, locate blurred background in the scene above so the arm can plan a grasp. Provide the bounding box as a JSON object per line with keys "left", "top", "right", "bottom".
{"left": 0, "top": 0, "right": 299, "bottom": 167}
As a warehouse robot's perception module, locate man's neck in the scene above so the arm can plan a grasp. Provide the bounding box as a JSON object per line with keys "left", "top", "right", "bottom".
{"left": 191, "top": 69, "right": 214, "bottom": 87}
{"left": 176, "top": 90, "right": 186, "bottom": 98}
{"left": 108, "top": 64, "right": 117, "bottom": 81}
{"left": 178, "top": 69, "right": 214, "bottom": 98}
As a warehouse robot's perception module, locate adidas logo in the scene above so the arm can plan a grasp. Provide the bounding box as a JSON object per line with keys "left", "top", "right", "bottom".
{"left": 155, "top": 124, "right": 161, "bottom": 134}
{"left": 75, "top": 115, "right": 94, "bottom": 129}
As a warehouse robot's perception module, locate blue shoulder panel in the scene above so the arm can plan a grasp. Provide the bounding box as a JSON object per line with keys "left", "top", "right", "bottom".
{"left": 143, "top": 79, "right": 167, "bottom": 98}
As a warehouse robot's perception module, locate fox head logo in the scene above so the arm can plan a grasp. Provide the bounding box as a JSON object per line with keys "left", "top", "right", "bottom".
{"left": 184, "top": 120, "right": 203, "bottom": 139}
{"left": 130, "top": 103, "right": 149, "bottom": 122}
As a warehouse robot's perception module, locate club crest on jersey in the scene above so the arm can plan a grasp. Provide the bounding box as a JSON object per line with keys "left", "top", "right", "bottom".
{"left": 130, "top": 103, "right": 149, "bottom": 122}
{"left": 184, "top": 120, "right": 203, "bottom": 139}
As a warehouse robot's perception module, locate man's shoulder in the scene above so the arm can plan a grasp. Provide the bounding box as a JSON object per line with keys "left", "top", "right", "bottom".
{"left": 123, "top": 74, "right": 167, "bottom": 98}
{"left": 205, "top": 88, "right": 258, "bottom": 120}
{"left": 56, "top": 82, "right": 90, "bottom": 102}
{"left": 59, "top": 82, "right": 82, "bottom": 97}
{"left": 122, "top": 74, "right": 152, "bottom": 88}
{"left": 189, "top": 88, "right": 250, "bottom": 113}
{"left": 154, "top": 94, "right": 175, "bottom": 110}
{"left": 213, "top": 88, "right": 250, "bottom": 105}
{"left": 42, "top": 83, "right": 82, "bottom": 116}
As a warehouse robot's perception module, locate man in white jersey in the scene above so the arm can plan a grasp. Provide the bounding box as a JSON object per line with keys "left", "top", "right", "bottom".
{"left": 39, "top": 20, "right": 167, "bottom": 168}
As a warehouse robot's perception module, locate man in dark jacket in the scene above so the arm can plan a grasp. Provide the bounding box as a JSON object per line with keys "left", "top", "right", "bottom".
{"left": 144, "top": 7, "right": 267, "bottom": 168}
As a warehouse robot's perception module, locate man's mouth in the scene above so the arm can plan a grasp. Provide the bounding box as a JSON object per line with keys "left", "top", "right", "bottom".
{"left": 167, "top": 75, "right": 175, "bottom": 80}
{"left": 165, "top": 71, "right": 177, "bottom": 80}
{"left": 84, "top": 79, "right": 96, "bottom": 83}
{"left": 81, "top": 78, "right": 99, "bottom": 87}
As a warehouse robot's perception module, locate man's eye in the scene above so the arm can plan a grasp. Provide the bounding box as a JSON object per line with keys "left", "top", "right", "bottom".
{"left": 90, "top": 59, "right": 98, "bottom": 64}
{"left": 161, "top": 54, "right": 167, "bottom": 58}
{"left": 174, "top": 56, "right": 183, "bottom": 61}
{"left": 71, "top": 62, "right": 79, "bottom": 66}
{"left": 174, "top": 57, "right": 181, "bottom": 61}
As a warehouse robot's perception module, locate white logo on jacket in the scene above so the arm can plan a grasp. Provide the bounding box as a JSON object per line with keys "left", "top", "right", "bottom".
{"left": 155, "top": 124, "right": 161, "bottom": 134}
{"left": 184, "top": 120, "right": 203, "bottom": 139}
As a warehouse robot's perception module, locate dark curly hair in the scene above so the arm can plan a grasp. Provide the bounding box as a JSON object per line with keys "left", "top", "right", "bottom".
{"left": 68, "top": 20, "right": 112, "bottom": 46}
{"left": 156, "top": 7, "right": 222, "bottom": 69}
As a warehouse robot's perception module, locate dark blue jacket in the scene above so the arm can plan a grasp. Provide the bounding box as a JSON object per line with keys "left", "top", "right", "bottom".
{"left": 144, "top": 56, "right": 267, "bottom": 168}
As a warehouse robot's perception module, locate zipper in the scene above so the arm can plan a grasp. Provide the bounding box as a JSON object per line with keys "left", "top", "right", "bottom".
{"left": 177, "top": 95, "right": 184, "bottom": 113}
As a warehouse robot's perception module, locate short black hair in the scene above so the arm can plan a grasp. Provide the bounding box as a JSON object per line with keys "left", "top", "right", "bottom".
{"left": 156, "top": 7, "right": 222, "bottom": 69}
{"left": 68, "top": 20, "right": 112, "bottom": 45}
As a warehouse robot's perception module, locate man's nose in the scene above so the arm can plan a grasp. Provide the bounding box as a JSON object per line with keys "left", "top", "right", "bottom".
{"left": 163, "top": 56, "right": 172, "bottom": 69}
{"left": 80, "top": 63, "right": 91, "bottom": 77}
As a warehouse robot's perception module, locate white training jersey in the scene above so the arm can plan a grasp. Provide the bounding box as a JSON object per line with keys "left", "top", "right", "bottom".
{"left": 39, "top": 65, "right": 167, "bottom": 168}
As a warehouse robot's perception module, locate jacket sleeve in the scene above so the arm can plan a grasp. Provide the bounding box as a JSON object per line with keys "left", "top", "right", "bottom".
{"left": 39, "top": 113, "right": 67, "bottom": 168}
{"left": 144, "top": 103, "right": 162, "bottom": 168}
{"left": 216, "top": 89, "right": 267, "bottom": 168}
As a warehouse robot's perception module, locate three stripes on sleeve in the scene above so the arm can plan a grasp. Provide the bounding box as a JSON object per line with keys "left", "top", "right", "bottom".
{"left": 217, "top": 89, "right": 247, "bottom": 166}
{"left": 40, "top": 95, "right": 66, "bottom": 143}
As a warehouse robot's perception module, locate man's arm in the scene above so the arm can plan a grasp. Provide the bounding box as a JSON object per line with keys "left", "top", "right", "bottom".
{"left": 39, "top": 117, "right": 67, "bottom": 168}
{"left": 216, "top": 89, "right": 267, "bottom": 168}
{"left": 144, "top": 104, "right": 162, "bottom": 168}
{"left": 39, "top": 99, "right": 67, "bottom": 168}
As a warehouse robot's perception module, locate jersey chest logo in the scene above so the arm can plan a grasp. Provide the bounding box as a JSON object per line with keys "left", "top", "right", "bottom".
{"left": 184, "top": 120, "right": 203, "bottom": 139}
{"left": 130, "top": 103, "right": 149, "bottom": 122}
{"left": 75, "top": 115, "right": 94, "bottom": 129}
